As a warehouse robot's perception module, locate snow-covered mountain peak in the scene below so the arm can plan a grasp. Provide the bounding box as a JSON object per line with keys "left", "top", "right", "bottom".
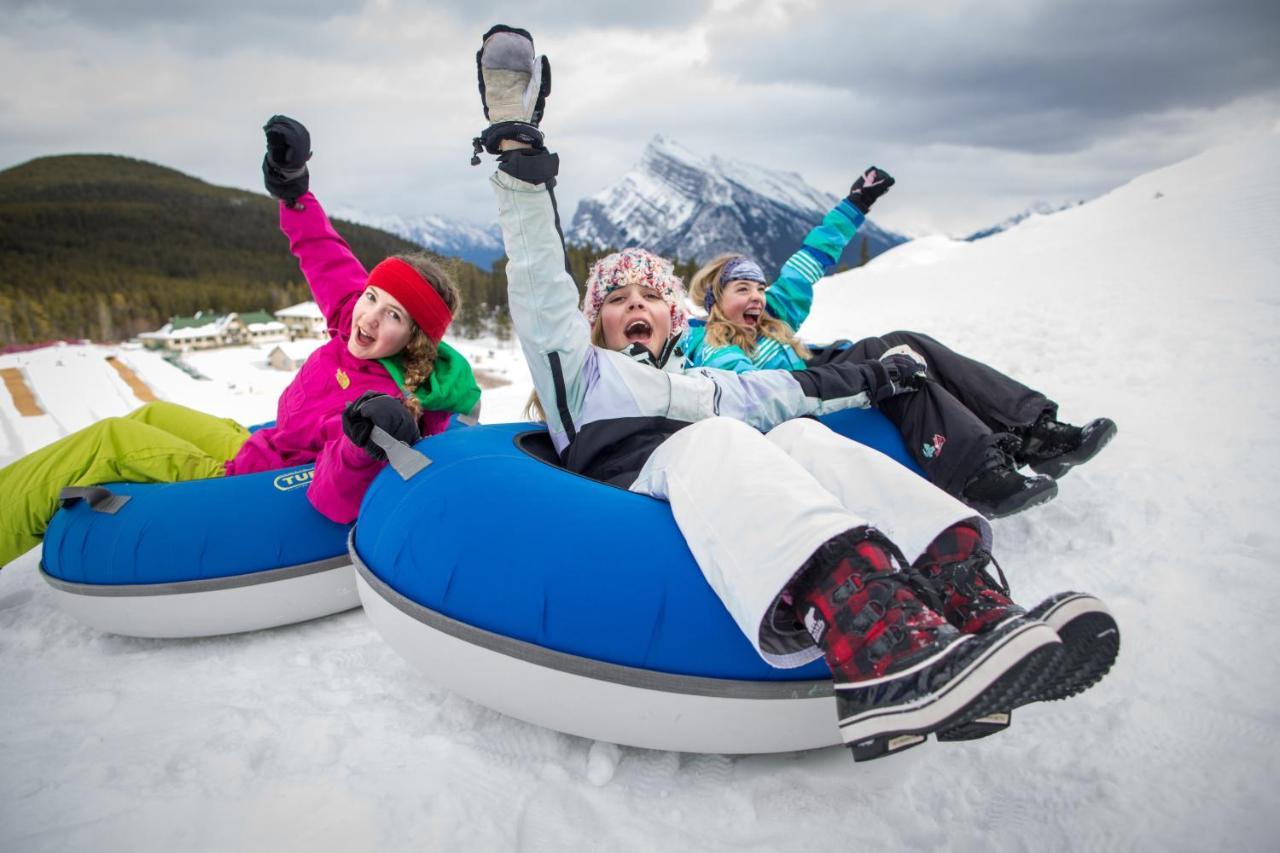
{"left": 330, "top": 205, "right": 504, "bottom": 270}
{"left": 569, "top": 135, "right": 908, "bottom": 271}
{"left": 642, "top": 134, "right": 705, "bottom": 169}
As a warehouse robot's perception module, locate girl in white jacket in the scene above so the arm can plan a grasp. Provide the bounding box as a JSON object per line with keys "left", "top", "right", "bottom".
{"left": 471, "top": 25, "right": 1118, "bottom": 760}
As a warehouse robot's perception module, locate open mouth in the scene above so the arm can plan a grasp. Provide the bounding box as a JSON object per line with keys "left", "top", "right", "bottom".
{"left": 624, "top": 319, "right": 652, "bottom": 342}
{"left": 742, "top": 309, "right": 761, "bottom": 326}
{"left": 355, "top": 326, "right": 375, "bottom": 347}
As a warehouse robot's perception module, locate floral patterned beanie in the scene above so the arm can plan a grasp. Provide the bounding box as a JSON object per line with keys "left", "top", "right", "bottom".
{"left": 581, "top": 248, "right": 689, "bottom": 338}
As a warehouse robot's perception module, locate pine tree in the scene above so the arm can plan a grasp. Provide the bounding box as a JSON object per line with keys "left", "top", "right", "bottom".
{"left": 95, "top": 294, "right": 114, "bottom": 342}
{"left": 494, "top": 308, "right": 512, "bottom": 343}
{"left": 457, "top": 299, "right": 486, "bottom": 340}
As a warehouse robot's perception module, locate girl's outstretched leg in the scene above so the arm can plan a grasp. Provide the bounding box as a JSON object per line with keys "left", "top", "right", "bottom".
{"left": 877, "top": 331, "right": 1052, "bottom": 432}
{"left": 0, "top": 405, "right": 239, "bottom": 567}
{"left": 631, "top": 417, "right": 1064, "bottom": 760}
{"left": 877, "top": 331, "right": 1118, "bottom": 480}
{"left": 820, "top": 339, "right": 1058, "bottom": 517}
{"left": 763, "top": 416, "right": 992, "bottom": 558}
{"left": 120, "top": 401, "right": 249, "bottom": 461}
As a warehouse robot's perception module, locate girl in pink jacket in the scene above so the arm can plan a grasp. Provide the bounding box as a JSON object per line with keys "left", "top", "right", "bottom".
{"left": 0, "top": 116, "right": 481, "bottom": 567}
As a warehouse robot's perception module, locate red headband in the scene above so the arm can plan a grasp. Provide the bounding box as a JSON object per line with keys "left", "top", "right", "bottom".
{"left": 367, "top": 258, "right": 453, "bottom": 343}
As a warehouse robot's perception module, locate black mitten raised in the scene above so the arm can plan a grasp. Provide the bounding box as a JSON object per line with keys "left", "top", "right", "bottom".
{"left": 262, "top": 115, "right": 312, "bottom": 204}
{"left": 847, "top": 166, "right": 895, "bottom": 214}
{"left": 342, "top": 391, "right": 420, "bottom": 461}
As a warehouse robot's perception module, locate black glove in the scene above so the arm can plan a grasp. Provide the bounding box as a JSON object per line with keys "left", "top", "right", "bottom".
{"left": 262, "top": 115, "right": 312, "bottom": 205}
{"left": 790, "top": 353, "right": 923, "bottom": 407}
{"left": 342, "top": 391, "right": 420, "bottom": 461}
{"left": 847, "top": 166, "right": 895, "bottom": 214}
{"left": 877, "top": 352, "right": 927, "bottom": 401}
{"left": 472, "top": 25, "right": 551, "bottom": 163}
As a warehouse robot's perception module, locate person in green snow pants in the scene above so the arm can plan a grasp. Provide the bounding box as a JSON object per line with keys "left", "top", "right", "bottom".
{"left": 0, "top": 401, "right": 249, "bottom": 567}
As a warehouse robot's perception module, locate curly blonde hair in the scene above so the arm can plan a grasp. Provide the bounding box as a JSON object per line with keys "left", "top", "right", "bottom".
{"left": 688, "top": 254, "right": 810, "bottom": 363}
{"left": 391, "top": 253, "right": 460, "bottom": 419}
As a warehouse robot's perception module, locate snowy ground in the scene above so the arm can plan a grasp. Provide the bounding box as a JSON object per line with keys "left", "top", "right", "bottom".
{"left": 2, "top": 132, "right": 1279, "bottom": 851}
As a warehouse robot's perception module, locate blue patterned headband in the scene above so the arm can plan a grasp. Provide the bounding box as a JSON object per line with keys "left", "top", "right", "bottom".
{"left": 706, "top": 256, "right": 767, "bottom": 312}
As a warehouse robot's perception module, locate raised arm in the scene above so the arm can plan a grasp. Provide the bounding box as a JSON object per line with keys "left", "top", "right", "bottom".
{"left": 491, "top": 150, "right": 596, "bottom": 446}
{"left": 767, "top": 198, "right": 865, "bottom": 330}
{"left": 767, "top": 166, "right": 894, "bottom": 331}
{"left": 278, "top": 193, "right": 368, "bottom": 327}
{"left": 262, "top": 115, "right": 368, "bottom": 328}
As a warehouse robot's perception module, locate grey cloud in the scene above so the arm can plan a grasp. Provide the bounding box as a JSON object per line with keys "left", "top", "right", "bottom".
{"left": 706, "top": 0, "right": 1280, "bottom": 153}
{"left": 3, "top": 0, "right": 712, "bottom": 34}
{"left": 445, "top": 0, "right": 713, "bottom": 31}
{"left": 4, "top": 0, "right": 362, "bottom": 27}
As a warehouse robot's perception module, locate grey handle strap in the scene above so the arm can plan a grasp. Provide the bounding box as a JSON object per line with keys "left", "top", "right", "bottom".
{"left": 58, "top": 486, "right": 131, "bottom": 514}
{"left": 370, "top": 426, "right": 431, "bottom": 480}
{"left": 458, "top": 399, "right": 481, "bottom": 427}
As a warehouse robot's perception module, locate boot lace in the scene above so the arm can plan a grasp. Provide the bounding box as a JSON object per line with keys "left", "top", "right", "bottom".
{"left": 907, "top": 548, "right": 1010, "bottom": 615}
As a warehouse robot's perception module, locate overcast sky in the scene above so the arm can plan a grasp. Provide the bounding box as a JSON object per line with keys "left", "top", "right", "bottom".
{"left": 2, "top": 0, "right": 1278, "bottom": 236}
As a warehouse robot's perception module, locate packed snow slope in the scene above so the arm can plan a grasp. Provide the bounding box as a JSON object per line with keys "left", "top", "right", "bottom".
{"left": 1, "top": 132, "right": 1278, "bottom": 852}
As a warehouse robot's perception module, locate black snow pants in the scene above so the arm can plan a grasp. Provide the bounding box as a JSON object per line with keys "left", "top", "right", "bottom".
{"left": 813, "top": 331, "right": 1056, "bottom": 497}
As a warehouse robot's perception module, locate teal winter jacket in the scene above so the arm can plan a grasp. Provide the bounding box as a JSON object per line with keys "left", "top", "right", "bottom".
{"left": 683, "top": 198, "right": 866, "bottom": 373}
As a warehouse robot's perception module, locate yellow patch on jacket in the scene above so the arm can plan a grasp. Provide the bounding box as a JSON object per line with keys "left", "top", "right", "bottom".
{"left": 335, "top": 368, "right": 350, "bottom": 390}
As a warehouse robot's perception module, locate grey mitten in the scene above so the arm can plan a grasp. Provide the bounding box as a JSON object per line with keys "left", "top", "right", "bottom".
{"left": 472, "top": 25, "right": 551, "bottom": 163}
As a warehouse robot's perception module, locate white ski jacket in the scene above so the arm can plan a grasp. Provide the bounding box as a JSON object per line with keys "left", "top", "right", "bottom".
{"left": 491, "top": 158, "right": 892, "bottom": 486}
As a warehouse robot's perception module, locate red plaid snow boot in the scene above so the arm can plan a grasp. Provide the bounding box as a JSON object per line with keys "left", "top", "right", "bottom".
{"left": 789, "top": 527, "right": 1062, "bottom": 762}
{"left": 909, "top": 523, "right": 1025, "bottom": 635}
{"left": 908, "top": 526, "right": 1121, "bottom": 742}
{"left": 908, "top": 523, "right": 1030, "bottom": 741}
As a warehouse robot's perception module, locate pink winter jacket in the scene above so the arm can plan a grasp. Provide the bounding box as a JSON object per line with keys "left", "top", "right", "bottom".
{"left": 223, "top": 192, "right": 450, "bottom": 523}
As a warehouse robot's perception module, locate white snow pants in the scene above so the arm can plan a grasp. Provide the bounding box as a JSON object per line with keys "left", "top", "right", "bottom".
{"left": 630, "top": 417, "right": 991, "bottom": 668}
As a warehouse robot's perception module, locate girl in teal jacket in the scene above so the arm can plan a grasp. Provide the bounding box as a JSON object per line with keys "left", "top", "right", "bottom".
{"left": 682, "top": 168, "right": 1115, "bottom": 519}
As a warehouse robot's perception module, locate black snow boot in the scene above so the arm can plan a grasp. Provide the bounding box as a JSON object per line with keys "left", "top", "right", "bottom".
{"left": 961, "top": 446, "right": 1058, "bottom": 519}
{"left": 1017, "top": 414, "right": 1118, "bottom": 479}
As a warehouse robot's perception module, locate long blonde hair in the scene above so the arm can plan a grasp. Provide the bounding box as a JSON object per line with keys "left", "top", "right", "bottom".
{"left": 688, "top": 254, "right": 810, "bottom": 362}
{"left": 391, "top": 253, "right": 460, "bottom": 419}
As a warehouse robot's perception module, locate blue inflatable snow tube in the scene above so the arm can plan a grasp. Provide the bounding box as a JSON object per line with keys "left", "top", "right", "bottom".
{"left": 42, "top": 463, "right": 351, "bottom": 586}
{"left": 40, "top": 414, "right": 482, "bottom": 586}
{"left": 353, "top": 409, "right": 925, "bottom": 683}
